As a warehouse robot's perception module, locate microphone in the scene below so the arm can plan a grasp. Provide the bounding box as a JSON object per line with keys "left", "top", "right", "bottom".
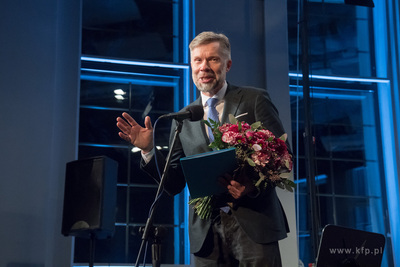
{"left": 159, "top": 105, "right": 204, "bottom": 121}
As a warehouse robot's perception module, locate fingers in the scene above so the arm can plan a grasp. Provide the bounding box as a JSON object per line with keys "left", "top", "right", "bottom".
{"left": 218, "top": 173, "right": 244, "bottom": 199}
{"left": 116, "top": 113, "right": 154, "bottom": 149}
{"left": 116, "top": 113, "right": 136, "bottom": 143}
{"left": 121, "top": 112, "right": 138, "bottom": 127}
{"left": 118, "top": 132, "right": 131, "bottom": 143}
{"left": 144, "top": 116, "right": 153, "bottom": 130}
{"left": 116, "top": 114, "right": 131, "bottom": 128}
{"left": 116, "top": 113, "right": 141, "bottom": 133}
{"left": 226, "top": 180, "right": 245, "bottom": 199}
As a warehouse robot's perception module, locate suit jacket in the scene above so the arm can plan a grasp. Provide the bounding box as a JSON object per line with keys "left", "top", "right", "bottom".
{"left": 142, "top": 83, "right": 289, "bottom": 253}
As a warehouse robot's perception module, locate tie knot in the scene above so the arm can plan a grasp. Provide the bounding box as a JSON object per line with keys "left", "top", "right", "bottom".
{"left": 207, "top": 98, "right": 219, "bottom": 108}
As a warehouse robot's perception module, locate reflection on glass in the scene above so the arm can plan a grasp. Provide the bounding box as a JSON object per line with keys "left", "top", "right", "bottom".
{"left": 82, "top": 0, "right": 176, "bottom": 62}
{"left": 288, "top": 1, "right": 373, "bottom": 76}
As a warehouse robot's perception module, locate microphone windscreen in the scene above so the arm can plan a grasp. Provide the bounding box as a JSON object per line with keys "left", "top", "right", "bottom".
{"left": 186, "top": 105, "right": 204, "bottom": 121}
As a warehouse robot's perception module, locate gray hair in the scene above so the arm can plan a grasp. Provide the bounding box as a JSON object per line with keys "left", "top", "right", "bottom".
{"left": 189, "top": 31, "right": 231, "bottom": 60}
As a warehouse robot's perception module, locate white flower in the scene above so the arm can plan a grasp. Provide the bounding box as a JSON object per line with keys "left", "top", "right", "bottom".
{"left": 252, "top": 144, "right": 262, "bottom": 151}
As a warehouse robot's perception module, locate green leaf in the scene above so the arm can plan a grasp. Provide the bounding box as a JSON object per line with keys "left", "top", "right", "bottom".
{"left": 246, "top": 157, "right": 256, "bottom": 167}
{"left": 284, "top": 183, "right": 294, "bottom": 192}
{"left": 279, "top": 133, "right": 288, "bottom": 142}
{"left": 209, "top": 118, "right": 218, "bottom": 128}
{"left": 285, "top": 160, "right": 290, "bottom": 169}
{"left": 276, "top": 183, "right": 285, "bottom": 190}
{"left": 251, "top": 121, "right": 262, "bottom": 130}
{"left": 279, "top": 172, "right": 292, "bottom": 178}
{"left": 286, "top": 179, "right": 297, "bottom": 188}
{"left": 254, "top": 177, "right": 263, "bottom": 188}
{"left": 202, "top": 119, "right": 211, "bottom": 128}
{"left": 229, "top": 114, "right": 237, "bottom": 124}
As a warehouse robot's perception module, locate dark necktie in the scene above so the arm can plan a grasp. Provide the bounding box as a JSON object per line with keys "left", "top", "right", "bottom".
{"left": 206, "top": 98, "right": 219, "bottom": 142}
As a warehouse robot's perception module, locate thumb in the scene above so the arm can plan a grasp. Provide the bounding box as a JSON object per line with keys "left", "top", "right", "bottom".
{"left": 144, "top": 116, "right": 153, "bottom": 130}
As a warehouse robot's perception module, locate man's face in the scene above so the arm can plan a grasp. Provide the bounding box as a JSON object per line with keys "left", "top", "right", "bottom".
{"left": 190, "top": 42, "right": 232, "bottom": 96}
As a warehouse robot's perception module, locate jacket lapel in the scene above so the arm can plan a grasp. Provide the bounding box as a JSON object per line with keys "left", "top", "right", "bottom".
{"left": 179, "top": 98, "right": 211, "bottom": 155}
{"left": 221, "top": 84, "right": 243, "bottom": 123}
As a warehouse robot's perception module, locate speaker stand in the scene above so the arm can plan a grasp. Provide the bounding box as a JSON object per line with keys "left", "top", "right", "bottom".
{"left": 89, "top": 232, "right": 96, "bottom": 267}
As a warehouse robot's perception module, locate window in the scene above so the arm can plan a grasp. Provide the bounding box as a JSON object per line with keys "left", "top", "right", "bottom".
{"left": 288, "top": 1, "right": 394, "bottom": 265}
{"left": 290, "top": 76, "right": 393, "bottom": 266}
{"left": 75, "top": 0, "right": 193, "bottom": 264}
{"left": 82, "top": 0, "right": 178, "bottom": 62}
{"left": 288, "top": 1, "right": 374, "bottom": 76}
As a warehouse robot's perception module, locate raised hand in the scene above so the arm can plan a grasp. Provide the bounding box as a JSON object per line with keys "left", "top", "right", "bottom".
{"left": 116, "top": 112, "right": 154, "bottom": 153}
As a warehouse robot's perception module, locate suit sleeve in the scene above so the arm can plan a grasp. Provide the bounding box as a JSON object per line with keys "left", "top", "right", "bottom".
{"left": 140, "top": 121, "right": 188, "bottom": 196}
{"left": 253, "top": 89, "right": 292, "bottom": 153}
{"left": 254, "top": 90, "right": 286, "bottom": 137}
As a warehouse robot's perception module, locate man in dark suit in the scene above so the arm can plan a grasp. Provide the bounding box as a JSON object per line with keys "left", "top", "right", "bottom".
{"left": 117, "top": 31, "right": 289, "bottom": 266}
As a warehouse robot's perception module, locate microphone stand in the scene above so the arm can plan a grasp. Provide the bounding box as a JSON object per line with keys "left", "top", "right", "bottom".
{"left": 134, "top": 119, "right": 184, "bottom": 267}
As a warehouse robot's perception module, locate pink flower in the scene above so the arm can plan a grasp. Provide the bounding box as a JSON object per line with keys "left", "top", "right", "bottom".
{"left": 211, "top": 119, "right": 292, "bottom": 187}
{"left": 246, "top": 131, "right": 255, "bottom": 140}
{"left": 240, "top": 122, "right": 251, "bottom": 132}
{"left": 251, "top": 151, "right": 271, "bottom": 168}
{"left": 222, "top": 131, "right": 246, "bottom": 145}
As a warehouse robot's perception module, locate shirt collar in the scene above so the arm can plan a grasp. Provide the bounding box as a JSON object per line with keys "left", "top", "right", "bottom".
{"left": 201, "top": 81, "right": 228, "bottom": 107}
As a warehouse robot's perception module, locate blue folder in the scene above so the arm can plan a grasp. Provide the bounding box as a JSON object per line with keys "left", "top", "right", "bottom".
{"left": 180, "top": 147, "right": 238, "bottom": 198}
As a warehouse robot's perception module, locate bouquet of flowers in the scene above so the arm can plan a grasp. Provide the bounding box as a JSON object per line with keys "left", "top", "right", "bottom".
{"left": 188, "top": 114, "right": 295, "bottom": 219}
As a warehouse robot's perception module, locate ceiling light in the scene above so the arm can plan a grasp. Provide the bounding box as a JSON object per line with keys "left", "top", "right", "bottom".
{"left": 114, "top": 89, "right": 126, "bottom": 95}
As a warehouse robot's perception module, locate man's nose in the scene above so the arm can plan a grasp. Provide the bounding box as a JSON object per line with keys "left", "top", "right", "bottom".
{"left": 199, "top": 60, "right": 210, "bottom": 71}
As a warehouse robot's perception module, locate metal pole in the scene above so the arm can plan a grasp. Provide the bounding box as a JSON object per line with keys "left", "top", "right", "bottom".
{"left": 300, "top": 0, "right": 320, "bottom": 261}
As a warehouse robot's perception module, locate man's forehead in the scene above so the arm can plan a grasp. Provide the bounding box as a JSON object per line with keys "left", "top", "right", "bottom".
{"left": 191, "top": 42, "right": 222, "bottom": 56}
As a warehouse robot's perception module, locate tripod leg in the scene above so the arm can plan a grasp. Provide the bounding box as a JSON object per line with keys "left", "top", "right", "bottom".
{"left": 151, "top": 242, "right": 161, "bottom": 267}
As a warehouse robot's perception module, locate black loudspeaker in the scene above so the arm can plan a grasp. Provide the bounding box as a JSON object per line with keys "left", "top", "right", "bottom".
{"left": 62, "top": 156, "right": 118, "bottom": 239}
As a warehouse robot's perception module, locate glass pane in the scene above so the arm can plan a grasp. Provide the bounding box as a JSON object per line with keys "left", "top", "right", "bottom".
{"left": 291, "top": 85, "right": 378, "bottom": 158}
{"left": 293, "top": 158, "right": 308, "bottom": 194}
{"left": 129, "top": 187, "right": 174, "bottom": 225}
{"left": 82, "top": 0, "right": 176, "bottom": 62}
{"left": 79, "top": 84, "right": 175, "bottom": 146}
{"left": 297, "top": 236, "right": 314, "bottom": 266}
{"left": 335, "top": 196, "right": 373, "bottom": 230}
{"left": 79, "top": 109, "right": 126, "bottom": 144}
{"left": 331, "top": 162, "right": 379, "bottom": 196}
{"left": 288, "top": 1, "right": 374, "bottom": 76}
{"left": 290, "top": 81, "right": 388, "bottom": 265}
{"left": 80, "top": 80, "right": 130, "bottom": 109}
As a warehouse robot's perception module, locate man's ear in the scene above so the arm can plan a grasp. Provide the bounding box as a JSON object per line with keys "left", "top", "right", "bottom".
{"left": 226, "top": 60, "right": 232, "bottom": 72}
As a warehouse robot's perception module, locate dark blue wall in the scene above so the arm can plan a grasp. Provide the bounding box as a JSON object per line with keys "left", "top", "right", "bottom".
{"left": 0, "top": 0, "right": 81, "bottom": 266}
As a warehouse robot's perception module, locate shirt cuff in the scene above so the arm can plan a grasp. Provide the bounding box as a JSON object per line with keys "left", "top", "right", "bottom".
{"left": 141, "top": 148, "right": 155, "bottom": 164}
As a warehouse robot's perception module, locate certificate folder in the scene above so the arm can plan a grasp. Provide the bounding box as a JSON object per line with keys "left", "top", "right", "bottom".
{"left": 180, "top": 148, "right": 237, "bottom": 198}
